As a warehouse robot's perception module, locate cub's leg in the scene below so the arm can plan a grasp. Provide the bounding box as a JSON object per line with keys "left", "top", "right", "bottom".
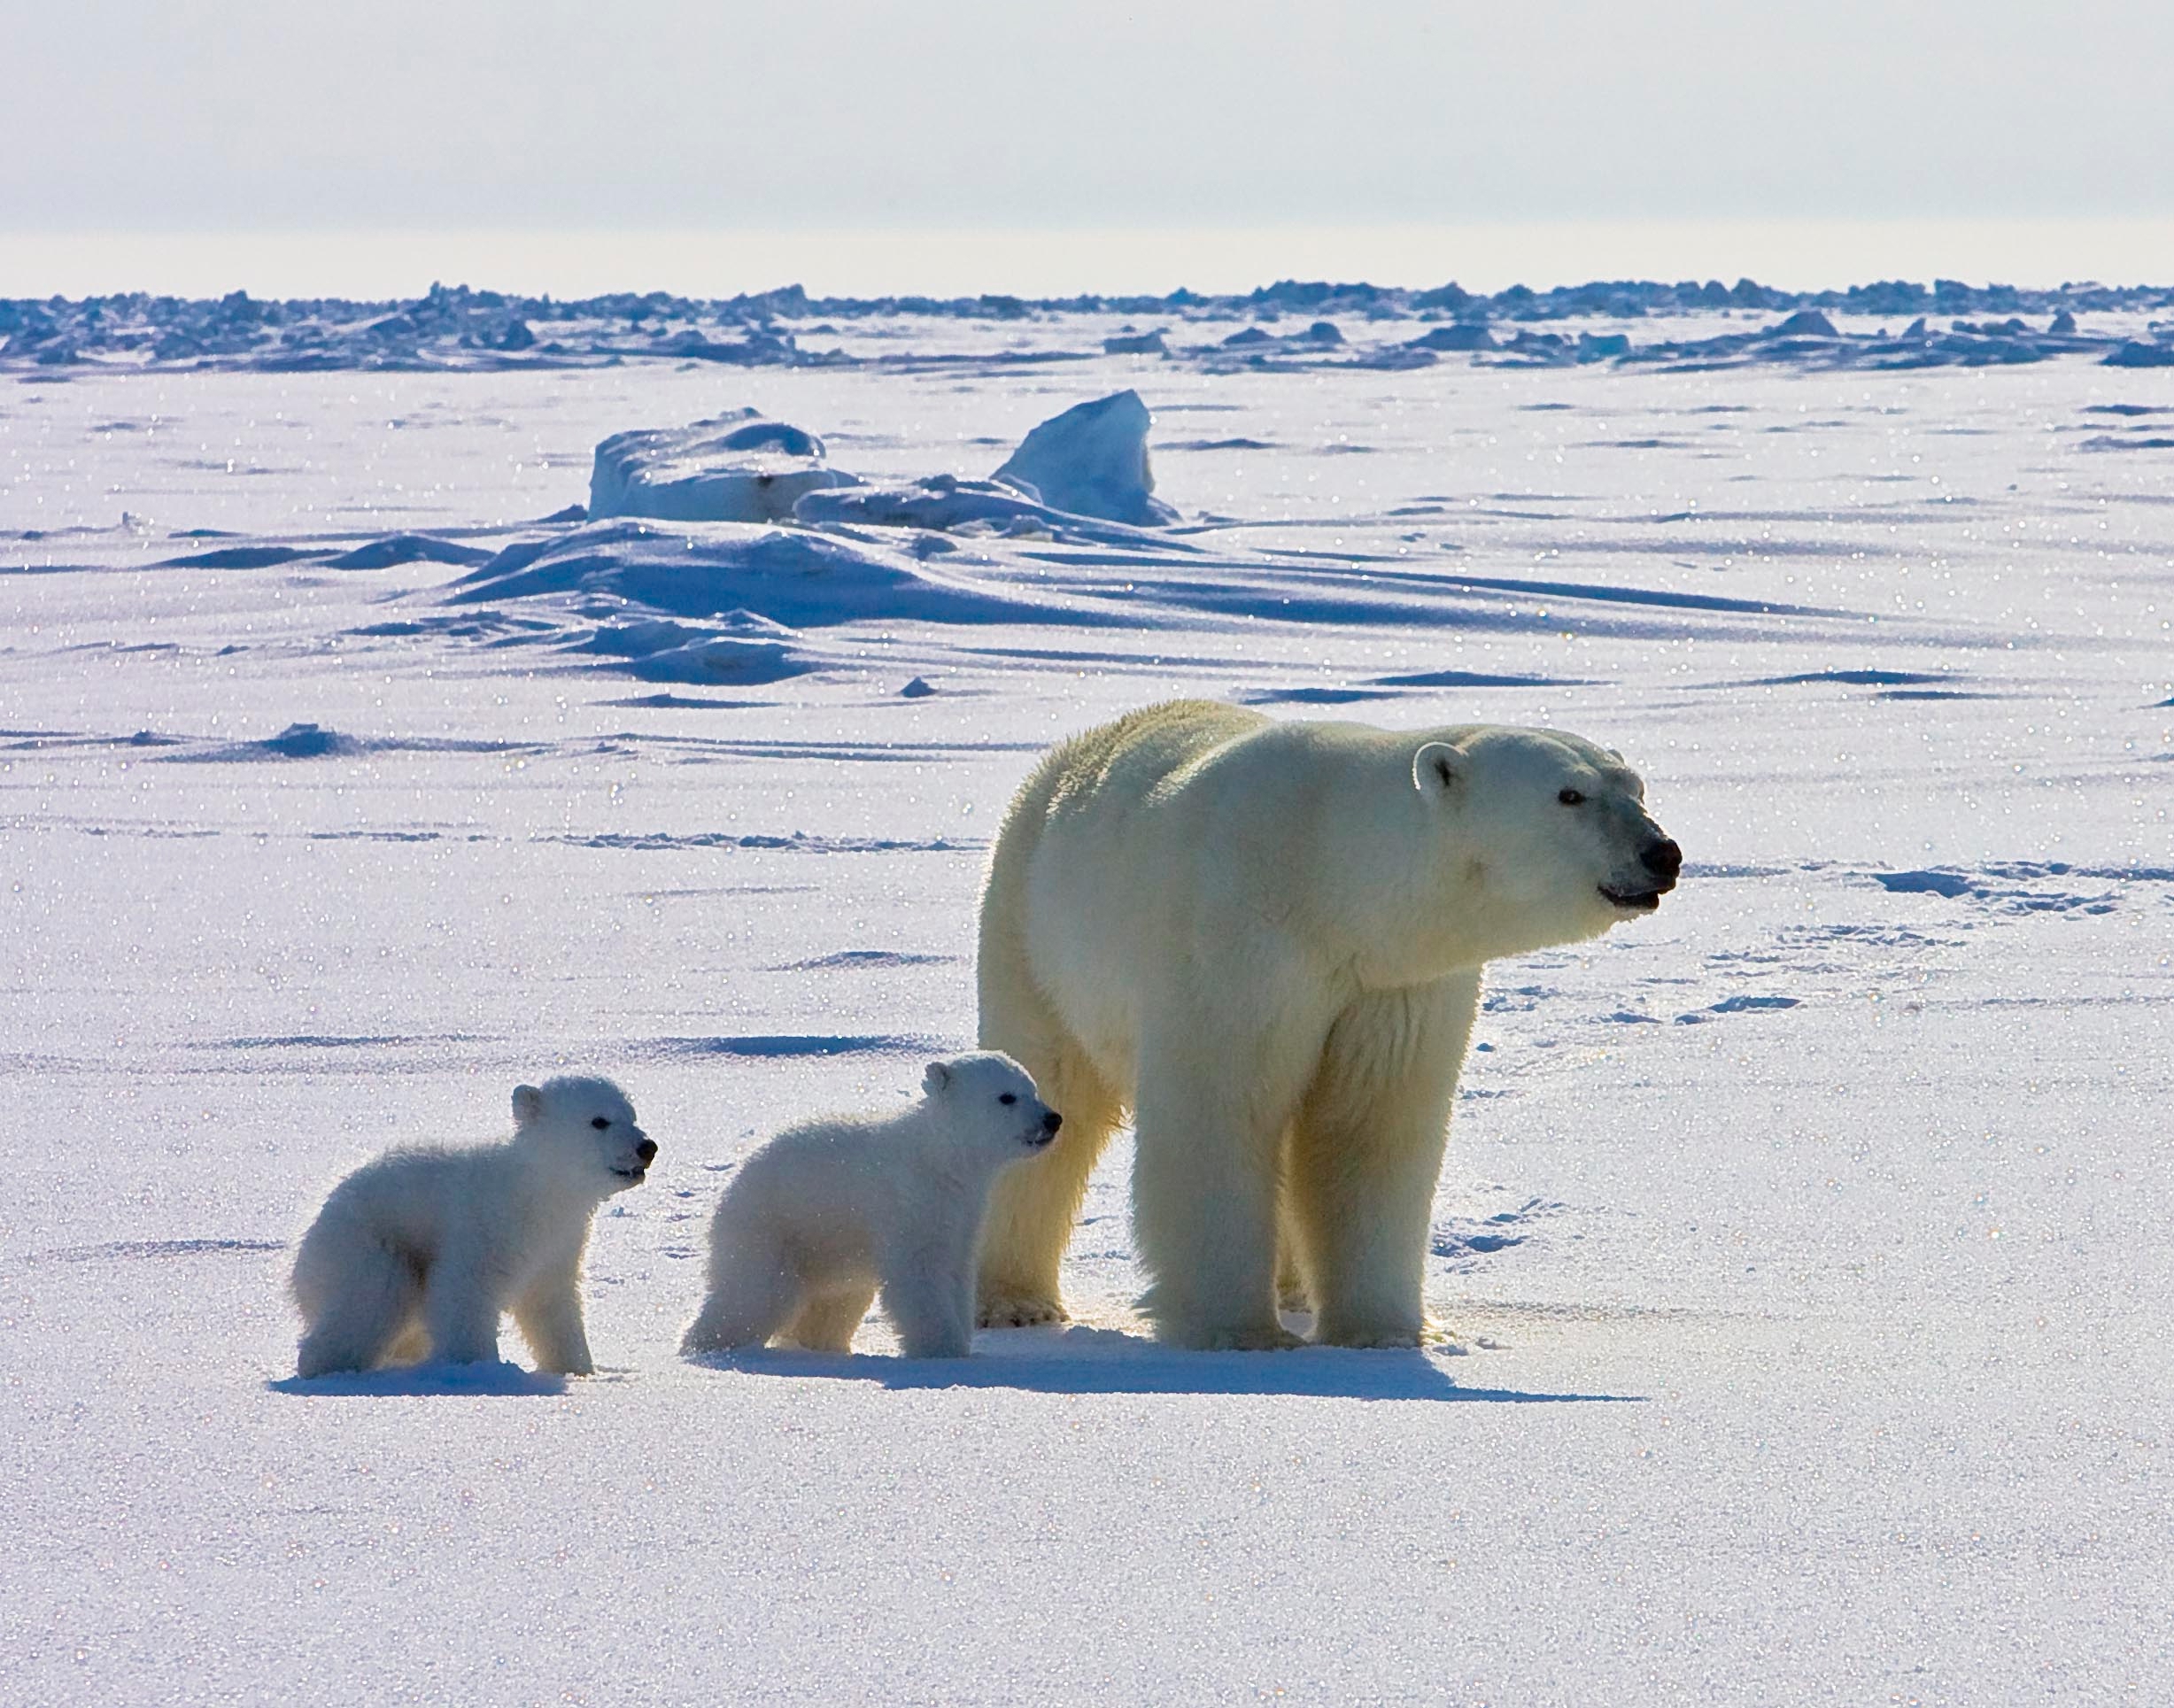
{"left": 880, "top": 1233, "right": 977, "bottom": 1359}
{"left": 293, "top": 1238, "right": 421, "bottom": 1379}
{"left": 514, "top": 1268, "right": 595, "bottom": 1375}
{"left": 421, "top": 1255, "right": 503, "bottom": 1366}
{"left": 682, "top": 1233, "right": 801, "bottom": 1356}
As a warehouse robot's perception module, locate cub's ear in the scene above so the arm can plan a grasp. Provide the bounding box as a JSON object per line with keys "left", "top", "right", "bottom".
{"left": 1412, "top": 740, "right": 1463, "bottom": 795}
{"left": 922, "top": 1060, "right": 952, "bottom": 1095}
{"left": 512, "top": 1084, "right": 545, "bottom": 1126}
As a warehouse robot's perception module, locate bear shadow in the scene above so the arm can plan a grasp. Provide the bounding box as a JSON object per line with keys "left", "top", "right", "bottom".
{"left": 693, "top": 1325, "right": 1642, "bottom": 1403}
{"left": 267, "top": 1359, "right": 569, "bottom": 1398}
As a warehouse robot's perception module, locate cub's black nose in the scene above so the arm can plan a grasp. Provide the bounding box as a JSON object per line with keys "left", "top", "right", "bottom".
{"left": 636, "top": 1138, "right": 659, "bottom": 1163}
{"left": 1041, "top": 1110, "right": 1063, "bottom": 1134}
{"left": 1641, "top": 838, "right": 1683, "bottom": 881}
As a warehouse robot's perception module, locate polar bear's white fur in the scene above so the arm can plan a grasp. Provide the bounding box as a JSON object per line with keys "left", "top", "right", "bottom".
{"left": 290, "top": 1076, "right": 654, "bottom": 1378}
{"left": 681, "top": 1053, "right": 1061, "bottom": 1360}
{"left": 975, "top": 699, "right": 1680, "bottom": 1350}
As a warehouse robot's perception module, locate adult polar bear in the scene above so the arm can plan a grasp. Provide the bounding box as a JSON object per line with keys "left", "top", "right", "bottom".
{"left": 975, "top": 699, "right": 1680, "bottom": 1349}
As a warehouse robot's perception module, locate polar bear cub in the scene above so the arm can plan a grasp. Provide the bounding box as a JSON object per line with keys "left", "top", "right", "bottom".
{"left": 290, "top": 1076, "right": 655, "bottom": 1378}
{"left": 681, "top": 1053, "right": 1060, "bottom": 1360}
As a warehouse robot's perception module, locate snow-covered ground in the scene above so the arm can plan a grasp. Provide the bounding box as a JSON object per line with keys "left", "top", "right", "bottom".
{"left": 3, "top": 305, "right": 2171, "bottom": 1704}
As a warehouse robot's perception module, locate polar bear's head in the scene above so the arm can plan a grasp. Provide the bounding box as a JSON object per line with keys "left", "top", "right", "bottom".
{"left": 921, "top": 1051, "right": 1063, "bottom": 1159}
{"left": 511, "top": 1075, "right": 655, "bottom": 1196}
{"left": 1411, "top": 725, "right": 1680, "bottom": 956}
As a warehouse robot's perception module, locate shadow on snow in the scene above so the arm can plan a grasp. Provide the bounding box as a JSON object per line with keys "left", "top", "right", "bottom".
{"left": 690, "top": 1324, "right": 1642, "bottom": 1403}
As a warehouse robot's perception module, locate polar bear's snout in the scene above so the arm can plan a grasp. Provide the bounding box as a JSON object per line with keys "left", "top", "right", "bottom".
{"left": 1600, "top": 833, "right": 1683, "bottom": 913}
{"left": 611, "top": 1133, "right": 658, "bottom": 1182}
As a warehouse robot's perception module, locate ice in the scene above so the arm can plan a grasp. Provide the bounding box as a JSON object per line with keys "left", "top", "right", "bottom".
{"left": 992, "top": 389, "right": 1177, "bottom": 525}
{"left": 7, "top": 277, "right": 2174, "bottom": 379}
{"left": 586, "top": 410, "right": 861, "bottom": 523}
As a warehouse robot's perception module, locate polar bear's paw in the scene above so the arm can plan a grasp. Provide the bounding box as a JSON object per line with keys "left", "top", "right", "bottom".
{"left": 978, "top": 1290, "right": 1070, "bottom": 1330}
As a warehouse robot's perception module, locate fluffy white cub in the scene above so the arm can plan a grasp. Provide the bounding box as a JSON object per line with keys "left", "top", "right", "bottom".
{"left": 290, "top": 1076, "right": 654, "bottom": 1378}
{"left": 681, "top": 1052, "right": 1060, "bottom": 1360}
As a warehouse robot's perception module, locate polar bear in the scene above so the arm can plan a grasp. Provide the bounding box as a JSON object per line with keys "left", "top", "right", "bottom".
{"left": 974, "top": 699, "right": 1680, "bottom": 1350}
{"left": 680, "top": 1053, "right": 1061, "bottom": 1360}
{"left": 290, "top": 1076, "right": 654, "bottom": 1378}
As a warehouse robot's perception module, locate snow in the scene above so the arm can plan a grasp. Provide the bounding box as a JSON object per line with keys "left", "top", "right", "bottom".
{"left": 586, "top": 410, "right": 861, "bottom": 523}
{"left": 3, "top": 298, "right": 2173, "bottom": 1704}
{"left": 992, "top": 389, "right": 1178, "bottom": 526}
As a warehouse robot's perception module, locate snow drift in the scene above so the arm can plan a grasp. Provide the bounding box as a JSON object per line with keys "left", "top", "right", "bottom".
{"left": 793, "top": 472, "right": 1189, "bottom": 550}
{"left": 587, "top": 411, "right": 862, "bottom": 524}
{"left": 446, "top": 520, "right": 1045, "bottom": 630}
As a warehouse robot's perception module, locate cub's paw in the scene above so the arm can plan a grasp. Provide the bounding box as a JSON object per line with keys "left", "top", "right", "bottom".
{"left": 978, "top": 1291, "right": 1069, "bottom": 1330}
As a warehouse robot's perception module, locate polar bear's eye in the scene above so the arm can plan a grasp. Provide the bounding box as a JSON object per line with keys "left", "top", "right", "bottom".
{"left": 999, "top": 1094, "right": 1017, "bottom": 1106}
{"left": 591, "top": 1117, "right": 610, "bottom": 1130}
{"left": 1559, "top": 789, "right": 1586, "bottom": 806}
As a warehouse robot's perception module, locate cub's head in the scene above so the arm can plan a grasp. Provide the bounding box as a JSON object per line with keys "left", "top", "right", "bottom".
{"left": 511, "top": 1075, "right": 655, "bottom": 1195}
{"left": 1412, "top": 725, "right": 1680, "bottom": 954}
{"left": 921, "top": 1051, "right": 1062, "bottom": 1159}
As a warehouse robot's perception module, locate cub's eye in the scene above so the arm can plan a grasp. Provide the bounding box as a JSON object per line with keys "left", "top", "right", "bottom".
{"left": 1559, "top": 789, "right": 1586, "bottom": 807}
{"left": 999, "top": 1093, "right": 1017, "bottom": 1106}
{"left": 591, "top": 1117, "right": 610, "bottom": 1130}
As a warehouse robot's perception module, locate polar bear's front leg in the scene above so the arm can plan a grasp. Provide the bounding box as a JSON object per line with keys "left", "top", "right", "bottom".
{"left": 1288, "top": 972, "right": 1478, "bottom": 1348}
{"left": 975, "top": 978, "right": 1125, "bottom": 1328}
{"left": 422, "top": 1256, "right": 504, "bottom": 1366}
{"left": 514, "top": 1271, "right": 594, "bottom": 1376}
{"left": 880, "top": 1240, "right": 977, "bottom": 1359}
{"left": 1131, "top": 1027, "right": 1315, "bottom": 1351}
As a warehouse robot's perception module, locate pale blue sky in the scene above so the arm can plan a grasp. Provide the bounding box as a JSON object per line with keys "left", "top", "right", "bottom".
{"left": 5, "top": 1, "right": 2171, "bottom": 293}
{"left": 8, "top": 0, "right": 2171, "bottom": 229}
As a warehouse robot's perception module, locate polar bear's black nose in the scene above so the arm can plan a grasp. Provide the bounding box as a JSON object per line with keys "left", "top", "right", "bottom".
{"left": 636, "top": 1138, "right": 659, "bottom": 1163}
{"left": 1041, "top": 1110, "right": 1063, "bottom": 1134}
{"left": 1640, "top": 838, "right": 1683, "bottom": 883}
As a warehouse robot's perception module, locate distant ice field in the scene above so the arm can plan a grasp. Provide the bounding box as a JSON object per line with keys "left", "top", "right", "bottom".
{"left": 2, "top": 324, "right": 2170, "bottom": 1704}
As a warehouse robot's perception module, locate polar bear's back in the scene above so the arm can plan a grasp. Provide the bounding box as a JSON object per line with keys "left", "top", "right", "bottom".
{"left": 714, "top": 1110, "right": 927, "bottom": 1281}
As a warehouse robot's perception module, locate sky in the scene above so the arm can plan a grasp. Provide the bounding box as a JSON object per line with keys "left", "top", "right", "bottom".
{"left": 5, "top": 0, "right": 2172, "bottom": 296}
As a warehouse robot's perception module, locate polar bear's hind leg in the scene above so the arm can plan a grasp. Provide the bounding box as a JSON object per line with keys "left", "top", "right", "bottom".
{"left": 294, "top": 1240, "right": 422, "bottom": 1379}
{"left": 682, "top": 1239, "right": 801, "bottom": 1356}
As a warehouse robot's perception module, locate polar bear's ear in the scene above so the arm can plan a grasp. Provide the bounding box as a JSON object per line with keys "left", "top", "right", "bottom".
{"left": 512, "top": 1084, "right": 545, "bottom": 1126}
{"left": 923, "top": 1060, "right": 952, "bottom": 1095}
{"left": 1412, "top": 741, "right": 1462, "bottom": 795}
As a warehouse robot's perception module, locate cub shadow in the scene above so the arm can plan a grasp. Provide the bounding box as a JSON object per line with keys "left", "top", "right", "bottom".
{"left": 690, "top": 1324, "right": 1641, "bottom": 1403}
{"left": 267, "top": 1359, "right": 569, "bottom": 1398}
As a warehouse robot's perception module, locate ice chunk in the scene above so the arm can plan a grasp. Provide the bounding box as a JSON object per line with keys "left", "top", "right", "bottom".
{"left": 1408, "top": 323, "right": 1497, "bottom": 352}
{"left": 587, "top": 411, "right": 862, "bottom": 523}
{"left": 992, "top": 390, "right": 1177, "bottom": 526}
{"left": 1768, "top": 310, "right": 1840, "bottom": 337}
